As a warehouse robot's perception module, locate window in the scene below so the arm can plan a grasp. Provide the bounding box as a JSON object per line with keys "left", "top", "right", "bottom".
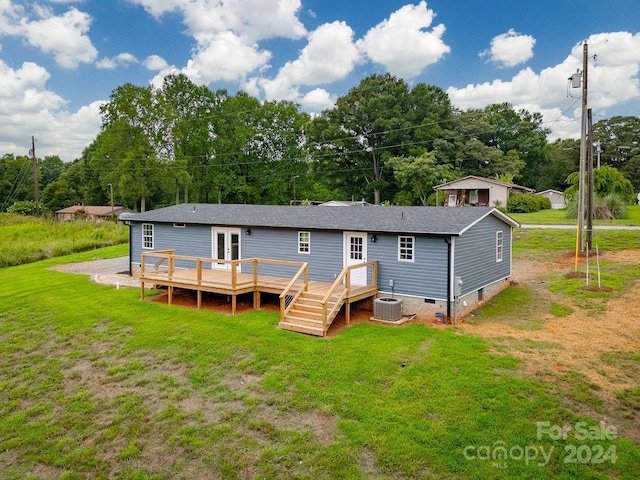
{"left": 142, "top": 223, "right": 154, "bottom": 249}
{"left": 298, "top": 231, "right": 310, "bottom": 254}
{"left": 398, "top": 236, "right": 415, "bottom": 262}
{"left": 173, "top": 223, "right": 185, "bottom": 228}
{"left": 496, "top": 231, "right": 503, "bottom": 262}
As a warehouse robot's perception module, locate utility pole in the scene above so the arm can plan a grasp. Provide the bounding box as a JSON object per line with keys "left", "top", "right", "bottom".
{"left": 579, "top": 43, "right": 588, "bottom": 250}
{"left": 586, "top": 109, "right": 594, "bottom": 250}
{"left": 108, "top": 183, "right": 114, "bottom": 218}
{"left": 577, "top": 42, "right": 588, "bottom": 252}
{"left": 30, "top": 136, "right": 39, "bottom": 216}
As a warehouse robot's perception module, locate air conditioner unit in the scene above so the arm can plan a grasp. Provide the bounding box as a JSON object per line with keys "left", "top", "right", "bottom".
{"left": 374, "top": 297, "right": 403, "bottom": 321}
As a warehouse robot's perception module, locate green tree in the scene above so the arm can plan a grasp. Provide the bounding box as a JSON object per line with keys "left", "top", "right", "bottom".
{"left": 592, "top": 116, "right": 640, "bottom": 190}
{"left": 387, "top": 152, "right": 452, "bottom": 205}
{"left": 476, "top": 103, "right": 549, "bottom": 187}
{"left": 309, "top": 74, "right": 414, "bottom": 204}
{"left": 538, "top": 139, "right": 580, "bottom": 191}
{"left": 0, "top": 154, "right": 40, "bottom": 212}
{"left": 245, "top": 100, "right": 310, "bottom": 204}
{"left": 310, "top": 75, "right": 456, "bottom": 204}
{"left": 565, "top": 165, "right": 635, "bottom": 206}
{"left": 433, "top": 109, "right": 515, "bottom": 179}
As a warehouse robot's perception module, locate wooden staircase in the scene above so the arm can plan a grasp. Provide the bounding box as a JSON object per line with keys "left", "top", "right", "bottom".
{"left": 278, "top": 290, "right": 343, "bottom": 337}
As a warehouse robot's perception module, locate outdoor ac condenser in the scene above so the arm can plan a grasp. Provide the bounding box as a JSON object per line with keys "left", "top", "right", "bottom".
{"left": 373, "top": 297, "right": 403, "bottom": 321}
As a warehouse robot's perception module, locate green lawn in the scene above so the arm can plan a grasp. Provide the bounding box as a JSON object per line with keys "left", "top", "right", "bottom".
{"left": 1, "top": 245, "right": 638, "bottom": 479}
{"left": 0, "top": 214, "right": 128, "bottom": 268}
{"left": 509, "top": 205, "right": 640, "bottom": 226}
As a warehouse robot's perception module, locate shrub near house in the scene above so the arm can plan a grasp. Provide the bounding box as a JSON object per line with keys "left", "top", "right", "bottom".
{"left": 507, "top": 193, "right": 551, "bottom": 213}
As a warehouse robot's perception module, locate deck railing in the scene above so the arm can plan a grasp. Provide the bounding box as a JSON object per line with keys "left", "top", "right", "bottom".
{"left": 320, "top": 260, "right": 378, "bottom": 331}
{"left": 279, "top": 262, "right": 309, "bottom": 319}
{"left": 140, "top": 251, "right": 307, "bottom": 292}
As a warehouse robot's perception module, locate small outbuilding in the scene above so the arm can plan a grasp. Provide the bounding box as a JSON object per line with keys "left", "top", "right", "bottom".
{"left": 535, "top": 189, "right": 566, "bottom": 209}
{"left": 120, "top": 204, "right": 519, "bottom": 335}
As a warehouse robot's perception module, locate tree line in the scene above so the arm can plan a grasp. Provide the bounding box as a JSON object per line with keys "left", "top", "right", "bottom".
{"left": 2, "top": 73, "right": 639, "bottom": 214}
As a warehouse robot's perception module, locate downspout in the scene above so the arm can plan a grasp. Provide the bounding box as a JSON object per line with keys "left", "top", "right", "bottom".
{"left": 444, "top": 237, "right": 451, "bottom": 320}
{"left": 127, "top": 222, "right": 132, "bottom": 276}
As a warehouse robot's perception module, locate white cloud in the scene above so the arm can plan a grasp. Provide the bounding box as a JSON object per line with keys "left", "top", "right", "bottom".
{"left": 257, "top": 21, "right": 360, "bottom": 101}
{"left": 0, "top": 60, "right": 101, "bottom": 161}
{"left": 129, "top": 0, "right": 306, "bottom": 41}
{"left": 182, "top": 31, "right": 272, "bottom": 83}
{"left": 126, "top": 0, "right": 308, "bottom": 90}
{"left": 96, "top": 57, "right": 117, "bottom": 70}
{"left": 125, "top": 0, "right": 182, "bottom": 19}
{"left": 448, "top": 32, "right": 640, "bottom": 139}
{"left": 143, "top": 54, "right": 169, "bottom": 71}
{"left": 96, "top": 52, "right": 139, "bottom": 70}
{"left": 356, "top": 1, "right": 450, "bottom": 78}
{"left": 480, "top": 29, "right": 536, "bottom": 68}
{"left": 16, "top": 6, "right": 98, "bottom": 68}
{"left": 300, "top": 88, "right": 336, "bottom": 112}
{"left": 182, "top": 0, "right": 306, "bottom": 42}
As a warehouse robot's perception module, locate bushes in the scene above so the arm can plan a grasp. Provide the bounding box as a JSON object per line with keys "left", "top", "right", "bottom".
{"left": 507, "top": 193, "right": 551, "bottom": 213}
{"left": 7, "top": 200, "right": 36, "bottom": 216}
{"left": 566, "top": 194, "right": 628, "bottom": 220}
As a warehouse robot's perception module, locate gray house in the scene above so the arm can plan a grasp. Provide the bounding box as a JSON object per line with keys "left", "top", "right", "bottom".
{"left": 120, "top": 204, "right": 518, "bottom": 335}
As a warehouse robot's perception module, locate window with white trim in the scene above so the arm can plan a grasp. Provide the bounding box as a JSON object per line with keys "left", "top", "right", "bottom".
{"left": 398, "top": 236, "right": 415, "bottom": 262}
{"left": 298, "top": 231, "right": 310, "bottom": 254}
{"left": 142, "top": 223, "right": 154, "bottom": 249}
{"left": 496, "top": 231, "right": 503, "bottom": 262}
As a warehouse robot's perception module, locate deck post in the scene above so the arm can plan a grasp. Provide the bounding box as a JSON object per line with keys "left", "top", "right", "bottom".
{"left": 232, "top": 295, "right": 237, "bottom": 315}
{"left": 253, "top": 291, "right": 260, "bottom": 309}
{"left": 231, "top": 261, "right": 237, "bottom": 289}
{"left": 168, "top": 286, "right": 173, "bottom": 305}
{"left": 197, "top": 259, "right": 202, "bottom": 285}
{"left": 197, "top": 290, "right": 202, "bottom": 309}
{"left": 346, "top": 301, "right": 351, "bottom": 325}
{"left": 168, "top": 255, "right": 174, "bottom": 280}
{"left": 253, "top": 259, "right": 258, "bottom": 286}
{"left": 140, "top": 280, "right": 145, "bottom": 300}
{"left": 372, "top": 261, "right": 378, "bottom": 289}
{"left": 322, "top": 303, "right": 327, "bottom": 333}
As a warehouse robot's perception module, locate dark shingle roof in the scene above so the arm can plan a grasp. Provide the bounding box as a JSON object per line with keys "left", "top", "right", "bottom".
{"left": 119, "top": 204, "right": 518, "bottom": 235}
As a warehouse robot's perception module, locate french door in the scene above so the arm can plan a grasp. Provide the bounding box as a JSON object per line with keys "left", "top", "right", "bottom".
{"left": 212, "top": 228, "right": 240, "bottom": 270}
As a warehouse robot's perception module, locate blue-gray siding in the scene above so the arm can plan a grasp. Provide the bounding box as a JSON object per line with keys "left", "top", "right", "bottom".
{"left": 370, "top": 234, "right": 448, "bottom": 300}
{"left": 453, "top": 215, "right": 512, "bottom": 296}
{"left": 129, "top": 213, "right": 511, "bottom": 301}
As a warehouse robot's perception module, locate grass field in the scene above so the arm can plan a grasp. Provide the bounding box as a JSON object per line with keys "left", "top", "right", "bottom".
{"left": 510, "top": 205, "right": 640, "bottom": 226}
{"left": 1, "top": 242, "right": 639, "bottom": 478}
{"left": 0, "top": 213, "right": 128, "bottom": 268}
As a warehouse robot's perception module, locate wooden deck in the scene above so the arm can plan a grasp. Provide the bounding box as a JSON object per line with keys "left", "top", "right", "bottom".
{"left": 139, "top": 250, "right": 378, "bottom": 336}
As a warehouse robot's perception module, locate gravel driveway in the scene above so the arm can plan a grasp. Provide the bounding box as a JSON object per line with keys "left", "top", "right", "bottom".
{"left": 49, "top": 257, "right": 141, "bottom": 288}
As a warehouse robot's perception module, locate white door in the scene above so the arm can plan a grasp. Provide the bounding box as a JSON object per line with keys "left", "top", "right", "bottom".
{"left": 212, "top": 228, "right": 241, "bottom": 270}
{"left": 344, "top": 232, "right": 368, "bottom": 286}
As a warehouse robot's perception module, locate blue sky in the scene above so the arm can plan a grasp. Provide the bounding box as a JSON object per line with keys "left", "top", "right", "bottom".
{"left": 1, "top": 0, "right": 639, "bottom": 161}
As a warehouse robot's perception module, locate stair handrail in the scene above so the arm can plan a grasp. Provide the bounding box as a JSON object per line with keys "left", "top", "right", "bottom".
{"left": 279, "top": 262, "right": 309, "bottom": 318}
{"left": 320, "top": 266, "right": 350, "bottom": 331}
{"left": 320, "top": 260, "right": 378, "bottom": 331}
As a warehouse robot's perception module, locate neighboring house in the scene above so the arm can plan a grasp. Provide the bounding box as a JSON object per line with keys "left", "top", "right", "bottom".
{"left": 319, "top": 199, "right": 371, "bottom": 207}
{"left": 434, "top": 176, "right": 535, "bottom": 208}
{"left": 56, "top": 205, "right": 126, "bottom": 221}
{"left": 536, "top": 189, "right": 566, "bottom": 209}
{"left": 120, "top": 204, "right": 518, "bottom": 334}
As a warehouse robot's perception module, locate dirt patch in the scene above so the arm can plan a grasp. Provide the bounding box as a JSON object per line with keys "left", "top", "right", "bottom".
{"left": 460, "top": 248, "right": 640, "bottom": 441}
